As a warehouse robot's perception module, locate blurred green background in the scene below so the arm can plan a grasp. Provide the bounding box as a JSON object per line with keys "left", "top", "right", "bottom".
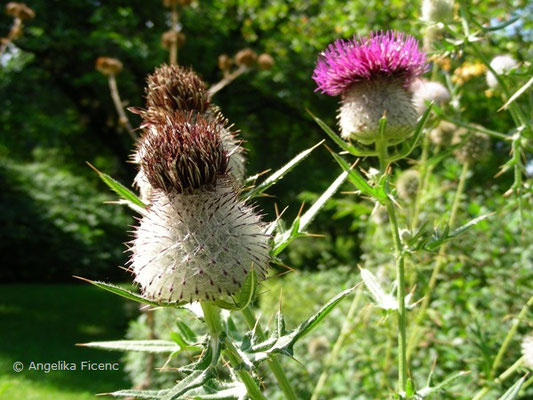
{"left": 1, "top": 0, "right": 531, "bottom": 399}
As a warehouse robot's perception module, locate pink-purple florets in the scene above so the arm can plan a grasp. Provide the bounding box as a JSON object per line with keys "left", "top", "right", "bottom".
{"left": 313, "top": 31, "right": 428, "bottom": 96}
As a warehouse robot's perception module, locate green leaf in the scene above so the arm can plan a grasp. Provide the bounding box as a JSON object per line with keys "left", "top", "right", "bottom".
{"left": 244, "top": 141, "right": 323, "bottom": 200}
{"left": 213, "top": 269, "right": 257, "bottom": 310}
{"left": 101, "top": 389, "right": 169, "bottom": 399}
{"left": 307, "top": 109, "right": 376, "bottom": 156}
{"left": 417, "top": 371, "right": 470, "bottom": 397}
{"left": 390, "top": 104, "right": 433, "bottom": 161}
{"left": 74, "top": 277, "right": 184, "bottom": 308}
{"left": 498, "top": 375, "right": 527, "bottom": 400}
{"left": 186, "top": 383, "right": 247, "bottom": 399}
{"left": 161, "top": 370, "right": 214, "bottom": 400}
{"left": 78, "top": 340, "right": 181, "bottom": 353}
{"left": 176, "top": 321, "right": 198, "bottom": 344}
{"left": 87, "top": 162, "right": 146, "bottom": 209}
{"left": 328, "top": 151, "right": 380, "bottom": 200}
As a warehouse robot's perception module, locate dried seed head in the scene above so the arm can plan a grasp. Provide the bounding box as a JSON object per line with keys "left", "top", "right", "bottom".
{"left": 145, "top": 64, "right": 209, "bottom": 114}
{"left": 95, "top": 57, "right": 123, "bottom": 76}
{"left": 397, "top": 170, "right": 419, "bottom": 201}
{"left": 522, "top": 335, "right": 533, "bottom": 369}
{"left": 257, "top": 53, "right": 275, "bottom": 70}
{"left": 429, "top": 121, "right": 456, "bottom": 146}
{"left": 161, "top": 30, "right": 186, "bottom": 49}
{"left": 452, "top": 126, "right": 490, "bottom": 163}
{"left": 218, "top": 54, "right": 233, "bottom": 72}
{"left": 486, "top": 55, "right": 518, "bottom": 89}
{"left": 421, "top": 0, "right": 454, "bottom": 23}
{"left": 137, "top": 112, "right": 228, "bottom": 194}
{"left": 130, "top": 186, "right": 270, "bottom": 303}
{"left": 410, "top": 79, "right": 450, "bottom": 115}
{"left": 5, "top": 2, "right": 35, "bottom": 20}
{"left": 338, "top": 79, "right": 418, "bottom": 145}
{"left": 235, "top": 48, "right": 257, "bottom": 67}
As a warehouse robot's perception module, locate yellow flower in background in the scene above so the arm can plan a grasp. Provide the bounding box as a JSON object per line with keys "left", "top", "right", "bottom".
{"left": 452, "top": 61, "right": 487, "bottom": 85}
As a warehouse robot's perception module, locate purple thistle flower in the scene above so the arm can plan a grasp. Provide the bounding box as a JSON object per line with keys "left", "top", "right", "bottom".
{"left": 313, "top": 31, "right": 427, "bottom": 96}
{"left": 313, "top": 31, "right": 428, "bottom": 145}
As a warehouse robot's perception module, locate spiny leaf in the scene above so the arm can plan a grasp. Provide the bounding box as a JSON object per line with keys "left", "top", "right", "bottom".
{"left": 78, "top": 340, "right": 181, "bottom": 353}
{"left": 498, "top": 375, "right": 527, "bottom": 400}
{"left": 161, "top": 370, "right": 214, "bottom": 400}
{"left": 87, "top": 162, "right": 146, "bottom": 209}
{"left": 99, "top": 388, "right": 169, "bottom": 399}
{"left": 417, "top": 371, "right": 470, "bottom": 397}
{"left": 360, "top": 268, "right": 397, "bottom": 310}
{"left": 391, "top": 103, "right": 433, "bottom": 161}
{"left": 244, "top": 141, "right": 323, "bottom": 200}
{"left": 74, "top": 277, "right": 184, "bottom": 308}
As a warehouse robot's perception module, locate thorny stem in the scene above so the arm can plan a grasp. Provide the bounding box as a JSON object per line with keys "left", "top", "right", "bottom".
{"left": 376, "top": 141, "right": 409, "bottom": 393}
{"left": 311, "top": 289, "right": 363, "bottom": 400}
{"left": 201, "top": 303, "right": 267, "bottom": 400}
{"left": 240, "top": 307, "right": 298, "bottom": 400}
{"left": 107, "top": 74, "right": 136, "bottom": 141}
{"left": 208, "top": 65, "right": 249, "bottom": 99}
{"left": 472, "top": 357, "right": 525, "bottom": 400}
{"left": 490, "top": 295, "right": 533, "bottom": 379}
{"left": 407, "top": 161, "right": 469, "bottom": 359}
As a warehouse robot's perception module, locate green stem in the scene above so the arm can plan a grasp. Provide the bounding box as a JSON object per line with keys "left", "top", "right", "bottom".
{"left": 201, "top": 303, "right": 267, "bottom": 400}
{"left": 376, "top": 141, "right": 408, "bottom": 393}
{"left": 411, "top": 134, "right": 430, "bottom": 231}
{"left": 472, "top": 357, "right": 524, "bottom": 400}
{"left": 407, "top": 161, "right": 469, "bottom": 359}
{"left": 311, "top": 289, "right": 363, "bottom": 400}
{"left": 241, "top": 307, "right": 298, "bottom": 400}
{"left": 490, "top": 296, "right": 533, "bottom": 378}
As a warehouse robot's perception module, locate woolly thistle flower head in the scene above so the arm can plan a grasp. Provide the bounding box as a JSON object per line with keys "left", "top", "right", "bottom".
{"left": 137, "top": 112, "right": 228, "bottom": 194}
{"left": 522, "top": 335, "right": 533, "bottom": 369}
{"left": 486, "top": 55, "right": 518, "bottom": 89}
{"left": 145, "top": 64, "right": 209, "bottom": 116}
{"left": 429, "top": 121, "right": 456, "bottom": 146}
{"left": 421, "top": 0, "right": 454, "bottom": 23}
{"left": 396, "top": 170, "right": 419, "bottom": 201}
{"left": 410, "top": 79, "right": 450, "bottom": 115}
{"left": 452, "top": 126, "right": 490, "bottom": 163}
{"left": 129, "top": 185, "right": 270, "bottom": 303}
{"left": 313, "top": 31, "right": 427, "bottom": 145}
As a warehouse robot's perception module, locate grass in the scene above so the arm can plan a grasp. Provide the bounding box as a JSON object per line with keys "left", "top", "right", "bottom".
{"left": 0, "top": 284, "right": 137, "bottom": 400}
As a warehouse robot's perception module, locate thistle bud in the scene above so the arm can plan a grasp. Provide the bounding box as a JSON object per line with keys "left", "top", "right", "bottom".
{"left": 257, "top": 53, "right": 275, "bottom": 70}
{"left": 429, "top": 121, "right": 456, "bottom": 146}
{"left": 371, "top": 204, "right": 389, "bottom": 224}
{"left": 95, "top": 57, "right": 123, "bottom": 76}
{"left": 421, "top": 0, "right": 454, "bottom": 24}
{"left": 137, "top": 112, "right": 228, "bottom": 194}
{"left": 235, "top": 48, "right": 257, "bottom": 67}
{"left": 410, "top": 79, "right": 450, "bottom": 115}
{"left": 313, "top": 31, "right": 427, "bottom": 146}
{"left": 5, "top": 2, "right": 35, "bottom": 20}
{"left": 486, "top": 55, "right": 518, "bottom": 89}
{"left": 397, "top": 170, "right": 419, "bottom": 201}
{"left": 452, "top": 127, "right": 490, "bottom": 163}
{"left": 161, "top": 30, "right": 186, "bottom": 50}
{"left": 145, "top": 64, "right": 209, "bottom": 114}
{"left": 218, "top": 54, "right": 233, "bottom": 72}
{"left": 130, "top": 186, "right": 270, "bottom": 302}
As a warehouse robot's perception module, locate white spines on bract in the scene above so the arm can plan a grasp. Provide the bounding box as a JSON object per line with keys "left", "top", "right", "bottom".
{"left": 130, "top": 184, "right": 270, "bottom": 303}
{"left": 486, "top": 55, "right": 518, "bottom": 89}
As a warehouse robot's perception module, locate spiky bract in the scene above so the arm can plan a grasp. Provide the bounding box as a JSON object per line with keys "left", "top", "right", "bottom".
{"left": 313, "top": 31, "right": 427, "bottom": 96}
{"left": 137, "top": 112, "right": 228, "bottom": 194}
{"left": 130, "top": 186, "right": 270, "bottom": 303}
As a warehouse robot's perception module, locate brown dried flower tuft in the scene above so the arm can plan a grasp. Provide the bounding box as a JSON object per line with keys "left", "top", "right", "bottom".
{"left": 95, "top": 57, "right": 123, "bottom": 76}
{"left": 217, "top": 54, "right": 233, "bottom": 72}
{"left": 137, "top": 112, "right": 228, "bottom": 194}
{"left": 145, "top": 64, "right": 209, "bottom": 115}
{"left": 235, "top": 48, "right": 257, "bottom": 67}
{"left": 257, "top": 53, "right": 275, "bottom": 70}
{"left": 163, "top": 0, "right": 193, "bottom": 7}
{"left": 161, "top": 30, "right": 186, "bottom": 49}
{"left": 5, "top": 2, "right": 35, "bottom": 20}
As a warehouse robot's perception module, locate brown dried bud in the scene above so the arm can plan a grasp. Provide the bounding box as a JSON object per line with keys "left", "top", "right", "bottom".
{"left": 235, "top": 48, "right": 257, "bottom": 67}
{"left": 137, "top": 112, "right": 228, "bottom": 194}
{"left": 163, "top": 0, "right": 193, "bottom": 6}
{"left": 95, "top": 57, "right": 123, "bottom": 76}
{"left": 257, "top": 53, "right": 275, "bottom": 70}
{"left": 218, "top": 54, "right": 233, "bottom": 72}
{"left": 161, "top": 30, "right": 186, "bottom": 49}
{"left": 5, "top": 2, "right": 35, "bottom": 20}
{"left": 145, "top": 64, "right": 209, "bottom": 114}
